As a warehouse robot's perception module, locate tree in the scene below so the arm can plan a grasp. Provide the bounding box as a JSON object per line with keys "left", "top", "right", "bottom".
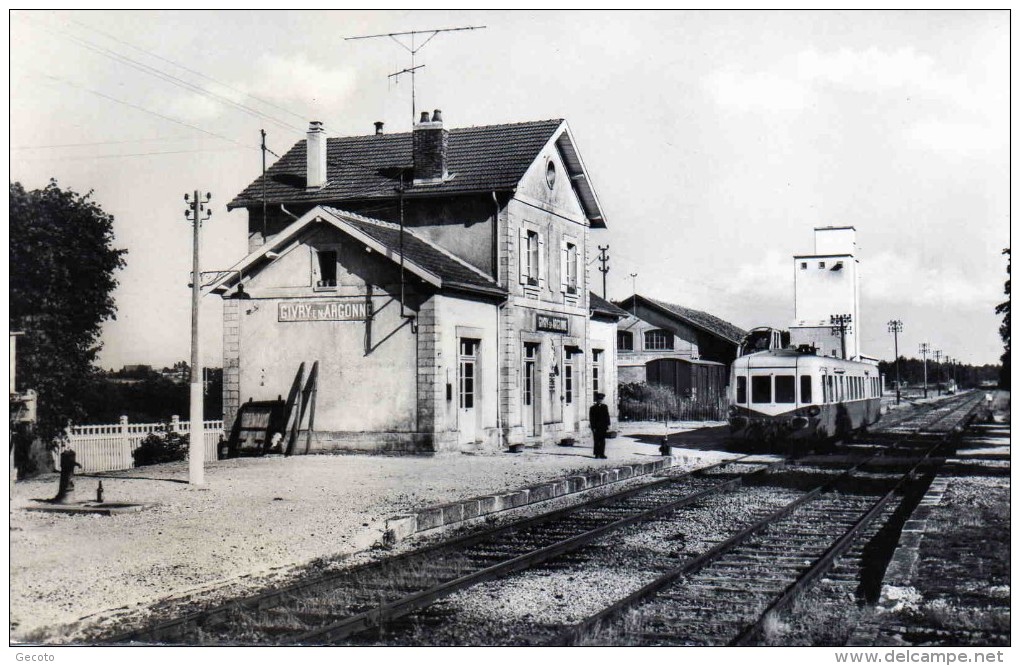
{"left": 10, "top": 180, "right": 127, "bottom": 441}
{"left": 996, "top": 248, "right": 1010, "bottom": 389}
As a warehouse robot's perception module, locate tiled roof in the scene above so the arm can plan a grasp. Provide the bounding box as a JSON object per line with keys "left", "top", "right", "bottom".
{"left": 319, "top": 207, "right": 503, "bottom": 296}
{"left": 620, "top": 295, "right": 747, "bottom": 345}
{"left": 589, "top": 291, "right": 629, "bottom": 319}
{"left": 228, "top": 119, "right": 565, "bottom": 210}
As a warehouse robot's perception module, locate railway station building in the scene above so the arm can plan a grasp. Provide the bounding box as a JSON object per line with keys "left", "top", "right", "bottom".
{"left": 213, "top": 112, "right": 621, "bottom": 453}
{"left": 613, "top": 294, "right": 745, "bottom": 403}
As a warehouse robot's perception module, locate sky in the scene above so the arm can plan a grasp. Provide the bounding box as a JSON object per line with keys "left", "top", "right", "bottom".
{"left": 8, "top": 9, "right": 1011, "bottom": 368}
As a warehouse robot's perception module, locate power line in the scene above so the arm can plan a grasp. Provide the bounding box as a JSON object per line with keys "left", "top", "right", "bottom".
{"left": 28, "top": 71, "right": 257, "bottom": 151}
{"left": 66, "top": 16, "right": 312, "bottom": 126}
{"left": 24, "top": 15, "right": 307, "bottom": 137}
{"left": 10, "top": 136, "right": 197, "bottom": 150}
{"left": 15, "top": 146, "right": 250, "bottom": 161}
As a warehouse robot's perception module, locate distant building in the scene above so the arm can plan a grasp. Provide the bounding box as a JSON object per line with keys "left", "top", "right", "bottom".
{"left": 589, "top": 292, "right": 630, "bottom": 419}
{"left": 790, "top": 226, "right": 862, "bottom": 360}
{"left": 613, "top": 294, "right": 745, "bottom": 403}
{"left": 213, "top": 113, "right": 612, "bottom": 452}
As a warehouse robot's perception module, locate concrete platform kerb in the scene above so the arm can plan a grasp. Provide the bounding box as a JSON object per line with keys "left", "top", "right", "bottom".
{"left": 383, "top": 457, "right": 673, "bottom": 543}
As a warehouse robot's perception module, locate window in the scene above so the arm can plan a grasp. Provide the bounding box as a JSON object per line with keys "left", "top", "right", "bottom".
{"left": 800, "top": 262, "right": 807, "bottom": 269}
{"left": 644, "top": 329, "right": 673, "bottom": 351}
{"left": 526, "top": 231, "right": 539, "bottom": 285}
{"left": 751, "top": 376, "right": 772, "bottom": 404}
{"left": 564, "top": 363, "right": 573, "bottom": 405}
{"left": 458, "top": 339, "right": 478, "bottom": 409}
{"left": 519, "top": 227, "right": 544, "bottom": 287}
{"left": 801, "top": 375, "right": 812, "bottom": 404}
{"left": 819, "top": 261, "right": 826, "bottom": 269}
{"left": 563, "top": 241, "right": 578, "bottom": 294}
{"left": 736, "top": 376, "right": 747, "bottom": 404}
{"left": 617, "top": 331, "right": 633, "bottom": 351}
{"left": 316, "top": 250, "right": 337, "bottom": 287}
{"left": 775, "top": 375, "right": 796, "bottom": 404}
{"left": 592, "top": 349, "right": 603, "bottom": 394}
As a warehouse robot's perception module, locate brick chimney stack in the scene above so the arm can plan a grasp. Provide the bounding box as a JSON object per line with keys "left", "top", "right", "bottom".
{"left": 412, "top": 109, "right": 448, "bottom": 184}
{"left": 306, "top": 121, "right": 327, "bottom": 189}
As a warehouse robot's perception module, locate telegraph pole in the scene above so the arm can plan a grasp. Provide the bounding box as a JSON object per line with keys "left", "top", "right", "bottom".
{"left": 830, "top": 314, "right": 852, "bottom": 360}
{"left": 597, "top": 245, "right": 610, "bottom": 299}
{"left": 630, "top": 273, "right": 637, "bottom": 316}
{"left": 185, "top": 190, "right": 212, "bottom": 486}
{"left": 919, "top": 342, "right": 930, "bottom": 399}
{"left": 933, "top": 349, "right": 943, "bottom": 395}
{"left": 887, "top": 320, "right": 903, "bottom": 404}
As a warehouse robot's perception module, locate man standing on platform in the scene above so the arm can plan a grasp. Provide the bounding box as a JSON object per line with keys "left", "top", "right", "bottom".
{"left": 589, "top": 392, "right": 611, "bottom": 459}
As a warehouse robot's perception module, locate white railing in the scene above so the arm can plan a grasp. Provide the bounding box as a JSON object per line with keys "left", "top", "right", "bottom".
{"left": 55, "top": 415, "right": 224, "bottom": 473}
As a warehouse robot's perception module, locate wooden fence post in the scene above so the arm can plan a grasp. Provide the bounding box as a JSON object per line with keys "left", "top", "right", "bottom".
{"left": 171, "top": 414, "right": 180, "bottom": 433}
{"left": 120, "top": 415, "right": 130, "bottom": 469}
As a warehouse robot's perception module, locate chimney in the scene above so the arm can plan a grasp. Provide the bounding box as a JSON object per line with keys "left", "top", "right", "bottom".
{"left": 306, "top": 121, "right": 326, "bottom": 189}
{"left": 374, "top": 121, "right": 384, "bottom": 135}
{"left": 412, "top": 108, "right": 448, "bottom": 184}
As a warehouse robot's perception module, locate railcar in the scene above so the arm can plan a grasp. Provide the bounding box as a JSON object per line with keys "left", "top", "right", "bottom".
{"left": 728, "top": 348, "right": 882, "bottom": 444}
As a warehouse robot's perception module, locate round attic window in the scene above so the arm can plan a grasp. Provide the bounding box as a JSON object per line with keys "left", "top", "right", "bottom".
{"left": 545, "top": 160, "right": 556, "bottom": 189}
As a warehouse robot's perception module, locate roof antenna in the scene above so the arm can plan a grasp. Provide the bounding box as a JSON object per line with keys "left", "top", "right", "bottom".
{"left": 345, "top": 25, "right": 486, "bottom": 125}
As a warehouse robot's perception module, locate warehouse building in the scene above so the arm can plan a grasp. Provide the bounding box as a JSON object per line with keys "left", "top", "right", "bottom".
{"left": 614, "top": 294, "right": 745, "bottom": 403}
{"left": 213, "top": 112, "right": 616, "bottom": 453}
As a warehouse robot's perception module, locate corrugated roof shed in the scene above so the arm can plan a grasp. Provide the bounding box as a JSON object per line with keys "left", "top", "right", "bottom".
{"left": 619, "top": 295, "right": 747, "bottom": 345}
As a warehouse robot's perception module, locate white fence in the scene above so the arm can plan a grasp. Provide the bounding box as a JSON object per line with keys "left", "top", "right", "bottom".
{"left": 56, "top": 416, "right": 224, "bottom": 473}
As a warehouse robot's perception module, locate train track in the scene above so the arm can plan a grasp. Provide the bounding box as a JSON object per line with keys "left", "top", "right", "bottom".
{"left": 330, "top": 392, "right": 983, "bottom": 646}
{"left": 109, "top": 454, "right": 781, "bottom": 644}
{"left": 107, "top": 392, "right": 982, "bottom": 646}
{"left": 545, "top": 391, "right": 985, "bottom": 646}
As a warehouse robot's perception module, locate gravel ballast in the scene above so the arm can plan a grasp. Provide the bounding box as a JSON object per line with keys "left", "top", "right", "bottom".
{"left": 9, "top": 424, "right": 732, "bottom": 643}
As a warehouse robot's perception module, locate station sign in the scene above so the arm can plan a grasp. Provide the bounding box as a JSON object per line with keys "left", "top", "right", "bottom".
{"left": 536, "top": 313, "right": 569, "bottom": 334}
{"left": 278, "top": 300, "right": 372, "bottom": 322}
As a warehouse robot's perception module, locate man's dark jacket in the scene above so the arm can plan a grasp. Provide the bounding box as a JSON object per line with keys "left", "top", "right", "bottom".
{"left": 589, "top": 402, "right": 611, "bottom": 433}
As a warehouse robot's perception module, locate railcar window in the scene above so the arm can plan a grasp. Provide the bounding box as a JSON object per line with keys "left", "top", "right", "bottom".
{"left": 751, "top": 376, "right": 771, "bottom": 403}
{"left": 736, "top": 376, "right": 747, "bottom": 404}
{"left": 775, "top": 376, "right": 795, "bottom": 403}
{"left": 801, "top": 375, "right": 812, "bottom": 403}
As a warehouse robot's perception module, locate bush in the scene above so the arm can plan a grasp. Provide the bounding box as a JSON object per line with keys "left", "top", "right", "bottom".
{"left": 618, "top": 381, "right": 726, "bottom": 422}
{"left": 132, "top": 425, "right": 189, "bottom": 467}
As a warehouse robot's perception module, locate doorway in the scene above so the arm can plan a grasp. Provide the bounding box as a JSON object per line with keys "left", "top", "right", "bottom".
{"left": 562, "top": 351, "right": 577, "bottom": 434}
{"left": 458, "top": 338, "right": 479, "bottom": 445}
{"left": 523, "top": 343, "right": 540, "bottom": 437}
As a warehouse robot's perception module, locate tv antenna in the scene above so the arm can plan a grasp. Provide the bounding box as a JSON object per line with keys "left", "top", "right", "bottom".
{"left": 345, "top": 25, "right": 486, "bottom": 124}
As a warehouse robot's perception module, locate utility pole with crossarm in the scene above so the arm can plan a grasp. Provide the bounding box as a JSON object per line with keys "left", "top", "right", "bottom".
{"left": 887, "top": 320, "right": 903, "bottom": 404}
{"left": 185, "top": 190, "right": 212, "bottom": 486}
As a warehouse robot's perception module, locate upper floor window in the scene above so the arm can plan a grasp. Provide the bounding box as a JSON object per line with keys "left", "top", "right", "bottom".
{"left": 562, "top": 241, "right": 578, "bottom": 294}
{"left": 316, "top": 249, "right": 337, "bottom": 288}
{"left": 519, "top": 227, "right": 543, "bottom": 287}
{"left": 617, "top": 331, "right": 633, "bottom": 351}
{"left": 644, "top": 329, "right": 673, "bottom": 351}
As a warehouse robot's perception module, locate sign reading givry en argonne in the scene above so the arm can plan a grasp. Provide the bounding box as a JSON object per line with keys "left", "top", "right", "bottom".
{"left": 278, "top": 301, "right": 372, "bottom": 322}
{"left": 536, "top": 313, "right": 569, "bottom": 334}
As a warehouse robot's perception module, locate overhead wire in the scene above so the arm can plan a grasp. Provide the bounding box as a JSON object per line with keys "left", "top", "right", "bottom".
{"left": 66, "top": 16, "right": 312, "bottom": 126}
{"left": 21, "top": 15, "right": 308, "bottom": 137}
{"left": 25, "top": 71, "right": 258, "bottom": 151}
{"left": 16, "top": 146, "right": 251, "bottom": 161}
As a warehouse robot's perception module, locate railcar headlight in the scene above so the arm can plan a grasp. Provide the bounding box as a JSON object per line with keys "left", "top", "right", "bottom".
{"left": 728, "top": 405, "right": 739, "bottom": 416}
{"left": 807, "top": 406, "right": 820, "bottom": 417}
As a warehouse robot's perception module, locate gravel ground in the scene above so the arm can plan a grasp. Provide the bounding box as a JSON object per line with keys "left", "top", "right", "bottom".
{"left": 348, "top": 483, "right": 802, "bottom": 646}
{"left": 9, "top": 423, "right": 731, "bottom": 644}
